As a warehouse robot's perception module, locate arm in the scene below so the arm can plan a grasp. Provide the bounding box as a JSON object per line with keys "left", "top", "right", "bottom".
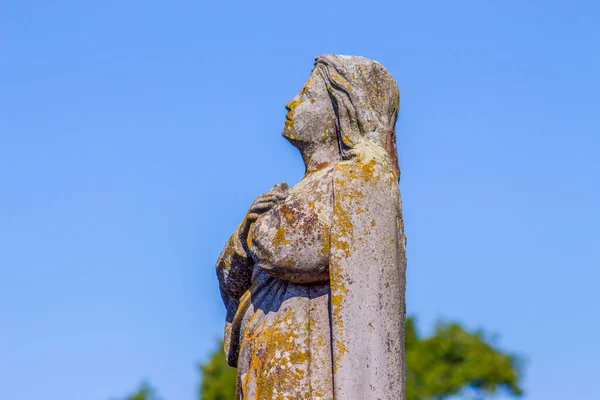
{"left": 216, "top": 183, "right": 289, "bottom": 365}
{"left": 216, "top": 224, "right": 254, "bottom": 367}
{"left": 216, "top": 183, "right": 290, "bottom": 308}
{"left": 216, "top": 223, "right": 254, "bottom": 305}
{"left": 249, "top": 174, "right": 333, "bottom": 284}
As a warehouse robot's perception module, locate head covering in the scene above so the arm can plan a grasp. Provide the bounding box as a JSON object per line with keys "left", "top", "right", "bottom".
{"left": 315, "top": 54, "right": 401, "bottom": 179}
{"left": 318, "top": 54, "right": 407, "bottom": 400}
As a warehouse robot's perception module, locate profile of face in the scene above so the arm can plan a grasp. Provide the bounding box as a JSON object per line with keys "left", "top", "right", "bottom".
{"left": 282, "top": 69, "right": 337, "bottom": 149}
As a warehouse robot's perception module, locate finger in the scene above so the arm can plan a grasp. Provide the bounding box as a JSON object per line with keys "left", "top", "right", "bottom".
{"left": 271, "top": 191, "right": 289, "bottom": 200}
{"left": 254, "top": 195, "right": 283, "bottom": 205}
{"left": 272, "top": 182, "right": 289, "bottom": 192}
{"left": 262, "top": 191, "right": 288, "bottom": 201}
{"left": 246, "top": 213, "right": 259, "bottom": 221}
{"left": 267, "top": 185, "right": 289, "bottom": 194}
{"left": 249, "top": 202, "right": 276, "bottom": 213}
{"left": 252, "top": 199, "right": 276, "bottom": 207}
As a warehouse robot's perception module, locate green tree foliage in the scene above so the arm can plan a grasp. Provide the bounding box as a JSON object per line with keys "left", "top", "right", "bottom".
{"left": 405, "top": 318, "right": 523, "bottom": 400}
{"left": 199, "top": 317, "right": 524, "bottom": 400}
{"left": 120, "top": 382, "right": 161, "bottom": 400}
{"left": 199, "top": 343, "right": 238, "bottom": 400}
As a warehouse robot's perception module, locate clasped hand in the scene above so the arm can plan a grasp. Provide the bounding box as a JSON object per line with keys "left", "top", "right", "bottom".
{"left": 239, "top": 182, "right": 289, "bottom": 244}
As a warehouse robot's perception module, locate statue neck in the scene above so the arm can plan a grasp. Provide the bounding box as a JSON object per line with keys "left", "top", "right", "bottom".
{"left": 301, "top": 143, "right": 341, "bottom": 176}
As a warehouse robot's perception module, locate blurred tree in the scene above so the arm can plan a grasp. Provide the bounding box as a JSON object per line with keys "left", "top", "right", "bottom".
{"left": 199, "top": 342, "right": 238, "bottom": 400}
{"left": 120, "top": 382, "right": 161, "bottom": 400}
{"left": 199, "top": 317, "right": 523, "bottom": 400}
{"left": 405, "top": 317, "right": 523, "bottom": 400}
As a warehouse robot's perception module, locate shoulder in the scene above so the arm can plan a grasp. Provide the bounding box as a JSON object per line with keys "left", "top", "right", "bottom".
{"left": 333, "top": 158, "right": 396, "bottom": 187}
{"left": 288, "top": 166, "right": 335, "bottom": 197}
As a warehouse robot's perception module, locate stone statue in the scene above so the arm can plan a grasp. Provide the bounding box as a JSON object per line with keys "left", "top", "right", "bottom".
{"left": 216, "top": 54, "right": 406, "bottom": 400}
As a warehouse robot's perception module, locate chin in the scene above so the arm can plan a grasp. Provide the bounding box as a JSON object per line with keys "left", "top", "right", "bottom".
{"left": 282, "top": 127, "right": 296, "bottom": 141}
{"left": 282, "top": 130, "right": 303, "bottom": 149}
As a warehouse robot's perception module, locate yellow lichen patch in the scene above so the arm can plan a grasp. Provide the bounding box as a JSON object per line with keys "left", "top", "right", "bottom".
{"left": 320, "top": 232, "right": 331, "bottom": 256}
{"left": 361, "top": 159, "right": 377, "bottom": 181}
{"left": 286, "top": 97, "right": 302, "bottom": 112}
{"left": 272, "top": 226, "right": 290, "bottom": 246}
{"left": 245, "top": 232, "right": 254, "bottom": 252}
{"left": 284, "top": 96, "right": 302, "bottom": 129}
{"left": 241, "top": 307, "right": 311, "bottom": 399}
{"left": 333, "top": 200, "right": 355, "bottom": 244}
{"left": 329, "top": 292, "right": 348, "bottom": 370}
{"left": 333, "top": 239, "right": 349, "bottom": 254}
{"left": 283, "top": 257, "right": 294, "bottom": 268}
{"left": 336, "top": 338, "right": 348, "bottom": 357}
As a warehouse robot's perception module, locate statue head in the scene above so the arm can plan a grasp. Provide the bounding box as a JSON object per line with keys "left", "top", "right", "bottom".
{"left": 283, "top": 54, "right": 401, "bottom": 179}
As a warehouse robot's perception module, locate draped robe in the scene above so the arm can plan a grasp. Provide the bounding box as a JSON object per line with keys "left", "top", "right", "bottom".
{"left": 216, "top": 157, "right": 406, "bottom": 400}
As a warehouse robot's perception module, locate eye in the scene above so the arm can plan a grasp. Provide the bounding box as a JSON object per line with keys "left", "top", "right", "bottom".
{"left": 302, "top": 87, "right": 311, "bottom": 99}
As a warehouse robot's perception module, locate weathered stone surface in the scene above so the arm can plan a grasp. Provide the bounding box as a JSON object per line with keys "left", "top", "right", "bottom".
{"left": 216, "top": 54, "right": 406, "bottom": 399}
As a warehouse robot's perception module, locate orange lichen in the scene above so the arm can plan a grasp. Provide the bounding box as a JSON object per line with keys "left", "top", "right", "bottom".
{"left": 272, "top": 226, "right": 290, "bottom": 246}
{"left": 361, "top": 159, "right": 377, "bottom": 181}
{"left": 241, "top": 307, "right": 312, "bottom": 399}
{"left": 314, "top": 161, "right": 330, "bottom": 171}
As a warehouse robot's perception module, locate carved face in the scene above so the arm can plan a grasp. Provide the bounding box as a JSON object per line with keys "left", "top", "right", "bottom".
{"left": 282, "top": 69, "right": 337, "bottom": 148}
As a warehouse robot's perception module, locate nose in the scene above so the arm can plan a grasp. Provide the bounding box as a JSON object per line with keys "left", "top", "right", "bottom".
{"left": 285, "top": 94, "right": 301, "bottom": 111}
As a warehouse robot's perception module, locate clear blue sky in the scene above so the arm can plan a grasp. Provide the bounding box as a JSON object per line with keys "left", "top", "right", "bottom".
{"left": 1, "top": 1, "right": 598, "bottom": 399}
